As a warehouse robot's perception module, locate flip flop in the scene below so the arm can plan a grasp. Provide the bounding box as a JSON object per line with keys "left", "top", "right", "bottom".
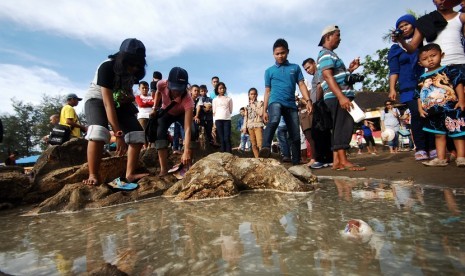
{"left": 107, "top": 177, "right": 139, "bottom": 191}
{"left": 168, "top": 163, "right": 183, "bottom": 174}
{"left": 343, "top": 164, "right": 366, "bottom": 171}
{"left": 173, "top": 164, "right": 190, "bottom": 180}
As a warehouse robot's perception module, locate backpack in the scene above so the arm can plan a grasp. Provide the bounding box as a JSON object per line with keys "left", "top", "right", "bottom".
{"left": 48, "top": 124, "right": 71, "bottom": 145}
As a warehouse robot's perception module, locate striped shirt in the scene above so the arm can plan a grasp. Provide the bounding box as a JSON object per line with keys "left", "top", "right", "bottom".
{"left": 317, "top": 48, "right": 355, "bottom": 100}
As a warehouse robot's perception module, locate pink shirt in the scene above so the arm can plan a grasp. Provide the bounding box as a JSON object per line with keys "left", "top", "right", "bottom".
{"left": 157, "top": 80, "right": 194, "bottom": 116}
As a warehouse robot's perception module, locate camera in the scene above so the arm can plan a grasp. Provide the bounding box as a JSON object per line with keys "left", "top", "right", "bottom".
{"left": 393, "top": 29, "right": 403, "bottom": 38}
{"left": 344, "top": 73, "right": 365, "bottom": 85}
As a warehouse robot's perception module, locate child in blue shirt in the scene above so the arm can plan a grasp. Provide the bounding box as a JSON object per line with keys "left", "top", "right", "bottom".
{"left": 416, "top": 43, "right": 465, "bottom": 167}
{"left": 259, "top": 38, "right": 313, "bottom": 165}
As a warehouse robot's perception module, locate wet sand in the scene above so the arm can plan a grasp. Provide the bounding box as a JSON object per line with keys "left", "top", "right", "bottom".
{"left": 311, "top": 149, "right": 465, "bottom": 188}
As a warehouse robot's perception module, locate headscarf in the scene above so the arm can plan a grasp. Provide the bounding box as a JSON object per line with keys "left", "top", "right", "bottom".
{"left": 395, "top": 14, "right": 416, "bottom": 40}
{"left": 388, "top": 14, "right": 421, "bottom": 78}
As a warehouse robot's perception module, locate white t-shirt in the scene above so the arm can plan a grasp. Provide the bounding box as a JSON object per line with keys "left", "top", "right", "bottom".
{"left": 212, "top": 95, "right": 233, "bottom": 120}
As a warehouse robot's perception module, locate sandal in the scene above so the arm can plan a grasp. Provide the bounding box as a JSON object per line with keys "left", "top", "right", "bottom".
{"left": 414, "top": 150, "right": 429, "bottom": 161}
{"left": 339, "top": 164, "right": 366, "bottom": 171}
{"left": 107, "top": 177, "right": 138, "bottom": 191}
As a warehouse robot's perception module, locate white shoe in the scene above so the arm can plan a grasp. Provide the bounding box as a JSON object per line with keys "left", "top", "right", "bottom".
{"left": 422, "top": 158, "right": 448, "bottom": 167}
{"left": 456, "top": 157, "right": 465, "bottom": 167}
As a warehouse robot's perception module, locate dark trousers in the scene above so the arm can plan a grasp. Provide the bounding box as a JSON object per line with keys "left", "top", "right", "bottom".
{"left": 405, "top": 99, "right": 435, "bottom": 151}
{"left": 311, "top": 127, "right": 333, "bottom": 163}
{"left": 215, "top": 120, "right": 232, "bottom": 153}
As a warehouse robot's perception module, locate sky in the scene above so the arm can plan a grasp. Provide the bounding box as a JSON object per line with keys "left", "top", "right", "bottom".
{"left": 0, "top": 0, "right": 433, "bottom": 116}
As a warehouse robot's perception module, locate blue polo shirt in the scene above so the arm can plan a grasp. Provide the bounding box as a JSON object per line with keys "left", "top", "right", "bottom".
{"left": 264, "top": 60, "right": 304, "bottom": 109}
{"left": 317, "top": 48, "right": 355, "bottom": 100}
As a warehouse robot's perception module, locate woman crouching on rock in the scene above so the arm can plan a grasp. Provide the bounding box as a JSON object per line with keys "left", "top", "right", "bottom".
{"left": 83, "top": 38, "right": 148, "bottom": 185}
{"left": 151, "top": 67, "right": 197, "bottom": 176}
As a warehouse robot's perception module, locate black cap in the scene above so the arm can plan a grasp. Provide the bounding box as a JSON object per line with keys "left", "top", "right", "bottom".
{"left": 66, "top": 93, "right": 82, "bottom": 101}
{"left": 119, "top": 38, "right": 146, "bottom": 57}
{"left": 168, "top": 67, "right": 188, "bottom": 91}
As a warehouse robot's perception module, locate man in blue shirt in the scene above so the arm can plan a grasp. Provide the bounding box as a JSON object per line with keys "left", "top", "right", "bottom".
{"left": 259, "top": 38, "right": 313, "bottom": 165}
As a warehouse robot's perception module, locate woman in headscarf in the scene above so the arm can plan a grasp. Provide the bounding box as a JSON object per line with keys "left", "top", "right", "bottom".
{"left": 388, "top": 14, "right": 436, "bottom": 161}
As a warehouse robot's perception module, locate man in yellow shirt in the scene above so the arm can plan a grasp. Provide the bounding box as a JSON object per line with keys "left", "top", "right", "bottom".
{"left": 60, "top": 93, "right": 87, "bottom": 138}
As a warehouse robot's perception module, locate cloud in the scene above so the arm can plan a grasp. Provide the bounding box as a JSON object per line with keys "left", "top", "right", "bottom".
{"left": 0, "top": 0, "right": 326, "bottom": 59}
{"left": 0, "top": 64, "right": 86, "bottom": 114}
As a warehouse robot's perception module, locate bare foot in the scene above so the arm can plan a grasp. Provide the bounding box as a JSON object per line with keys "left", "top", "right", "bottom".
{"left": 83, "top": 174, "right": 99, "bottom": 186}
{"left": 158, "top": 171, "right": 168, "bottom": 177}
{"left": 126, "top": 173, "right": 149, "bottom": 183}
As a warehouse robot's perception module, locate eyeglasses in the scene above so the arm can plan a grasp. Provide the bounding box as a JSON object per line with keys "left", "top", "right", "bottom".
{"left": 386, "top": 103, "right": 392, "bottom": 106}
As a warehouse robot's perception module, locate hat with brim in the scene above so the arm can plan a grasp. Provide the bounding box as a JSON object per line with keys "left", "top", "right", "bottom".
{"left": 66, "top": 93, "right": 82, "bottom": 101}
{"left": 167, "top": 67, "right": 188, "bottom": 91}
{"left": 318, "top": 25, "right": 339, "bottom": 46}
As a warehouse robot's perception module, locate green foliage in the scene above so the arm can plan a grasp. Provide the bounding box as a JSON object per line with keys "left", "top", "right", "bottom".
{"left": 361, "top": 47, "right": 390, "bottom": 92}
{"left": 231, "top": 114, "right": 241, "bottom": 147}
{"left": 0, "top": 94, "right": 64, "bottom": 160}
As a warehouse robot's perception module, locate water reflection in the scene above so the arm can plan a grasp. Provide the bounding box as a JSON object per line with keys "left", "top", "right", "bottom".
{"left": 0, "top": 178, "right": 465, "bottom": 275}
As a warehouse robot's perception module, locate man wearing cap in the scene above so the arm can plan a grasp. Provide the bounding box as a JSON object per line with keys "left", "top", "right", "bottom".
{"left": 151, "top": 66, "right": 197, "bottom": 176}
{"left": 60, "top": 93, "right": 86, "bottom": 138}
{"left": 317, "top": 25, "right": 365, "bottom": 171}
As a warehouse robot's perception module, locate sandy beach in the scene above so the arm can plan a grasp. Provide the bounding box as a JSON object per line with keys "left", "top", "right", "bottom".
{"left": 310, "top": 149, "right": 465, "bottom": 187}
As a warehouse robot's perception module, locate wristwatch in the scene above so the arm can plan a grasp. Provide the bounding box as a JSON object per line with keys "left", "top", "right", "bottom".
{"left": 114, "top": 130, "right": 124, "bottom": 137}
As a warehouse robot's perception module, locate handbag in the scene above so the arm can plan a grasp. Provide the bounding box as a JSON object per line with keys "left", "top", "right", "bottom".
{"left": 48, "top": 124, "right": 71, "bottom": 145}
{"left": 145, "top": 101, "right": 177, "bottom": 143}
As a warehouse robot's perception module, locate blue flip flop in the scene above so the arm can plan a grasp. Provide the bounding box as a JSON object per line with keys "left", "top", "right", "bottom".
{"left": 108, "top": 177, "right": 138, "bottom": 191}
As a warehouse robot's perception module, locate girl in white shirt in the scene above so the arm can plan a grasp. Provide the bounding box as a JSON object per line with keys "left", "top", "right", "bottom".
{"left": 212, "top": 82, "right": 233, "bottom": 153}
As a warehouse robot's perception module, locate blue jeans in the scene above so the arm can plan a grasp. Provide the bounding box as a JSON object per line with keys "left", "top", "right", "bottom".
{"left": 240, "top": 133, "right": 250, "bottom": 150}
{"left": 215, "top": 120, "right": 232, "bottom": 153}
{"left": 263, "top": 103, "right": 300, "bottom": 164}
{"left": 277, "top": 124, "right": 291, "bottom": 158}
{"left": 173, "top": 122, "right": 185, "bottom": 151}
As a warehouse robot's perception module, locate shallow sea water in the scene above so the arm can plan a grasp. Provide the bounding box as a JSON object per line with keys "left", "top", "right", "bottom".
{"left": 1, "top": 178, "right": 465, "bottom": 275}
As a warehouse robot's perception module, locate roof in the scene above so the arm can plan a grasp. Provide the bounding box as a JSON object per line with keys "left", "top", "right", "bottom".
{"left": 355, "top": 91, "right": 390, "bottom": 111}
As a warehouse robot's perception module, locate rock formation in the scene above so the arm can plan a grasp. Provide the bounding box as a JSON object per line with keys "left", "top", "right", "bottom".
{"left": 0, "top": 138, "right": 318, "bottom": 214}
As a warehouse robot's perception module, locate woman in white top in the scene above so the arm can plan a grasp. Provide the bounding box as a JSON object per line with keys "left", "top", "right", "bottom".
{"left": 381, "top": 100, "right": 401, "bottom": 153}
{"left": 212, "top": 82, "right": 233, "bottom": 153}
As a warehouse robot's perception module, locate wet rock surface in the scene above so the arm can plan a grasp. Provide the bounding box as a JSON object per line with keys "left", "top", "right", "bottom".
{"left": 0, "top": 148, "right": 314, "bottom": 214}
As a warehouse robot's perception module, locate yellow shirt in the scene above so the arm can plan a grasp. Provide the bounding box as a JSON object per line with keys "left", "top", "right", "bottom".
{"left": 59, "top": 104, "right": 81, "bottom": 138}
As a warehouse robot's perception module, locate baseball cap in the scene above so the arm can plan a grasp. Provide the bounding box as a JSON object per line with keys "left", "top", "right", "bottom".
{"left": 168, "top": 67, "right": 189, "bottom": 91}
{"left": 119, "top": 38, "right": 146, "bottom": 57}
{"left": 318, "top": 25, "right": 339, "bottom": 46}
{"left": 66, "top": 93, "right": 82, "bottom": 101}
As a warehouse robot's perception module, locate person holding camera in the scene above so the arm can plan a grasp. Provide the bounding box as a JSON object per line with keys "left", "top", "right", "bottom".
{"left": 388, "top": 14, "right": 435, "bottom": 161}
{"left": 317, "top": 25, "right": 365, "bottom": 171}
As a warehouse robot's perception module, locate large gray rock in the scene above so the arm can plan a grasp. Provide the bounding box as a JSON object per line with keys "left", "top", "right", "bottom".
{"left": 31, "top": 138, "right": 90, "bottom": 184}
{"left": 0, "top": 170, "right": 32, "bottom": 203}
{"left": 164, "top": 152, "right": 316, "bottom": 201}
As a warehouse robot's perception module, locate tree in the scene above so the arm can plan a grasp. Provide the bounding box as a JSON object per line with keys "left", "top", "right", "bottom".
{"left": 361, "top": 47, "right": 390, "bottom": 92}
{"left": 0, "top": 100, "right": 40, "bottom": 158}
{"left": 35, "top": 94, "right": 65, "bottom": 150}
{"left": 0, "top": 94, "right": 65, "bottom": 160}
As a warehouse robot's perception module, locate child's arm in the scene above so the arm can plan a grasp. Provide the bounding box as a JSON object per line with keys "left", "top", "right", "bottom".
{"left": 455, "top": 83, "right": 465, "bottom": 111}
{"left": 418, "top": 98, "right": 428, "bottom": 118}
{"left": 263, "top": 87, "right": 271, "bottom": 123}
{"left": 298, "top": 80, "right": 313, "bottom": 114}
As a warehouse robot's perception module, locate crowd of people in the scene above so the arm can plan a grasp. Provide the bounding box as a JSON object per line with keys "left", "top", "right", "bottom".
{"left": 26, "top": 0, "right": 465, "bottom": 184}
